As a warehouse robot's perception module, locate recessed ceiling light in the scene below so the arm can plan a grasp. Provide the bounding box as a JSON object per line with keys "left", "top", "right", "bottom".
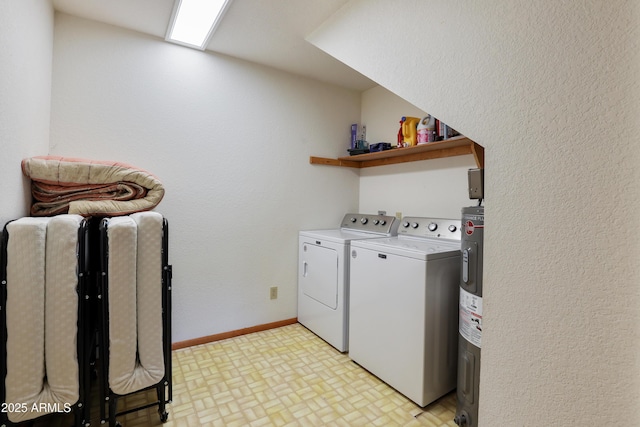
{"left": 165, "top": 0, "right": 232, "bottom": 50}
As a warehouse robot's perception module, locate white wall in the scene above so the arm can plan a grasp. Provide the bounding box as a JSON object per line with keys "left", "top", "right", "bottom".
{"left": 50, "top": 13, "right": 361, "bottom": 343}
{"left": 359, "top": 86, "right": 475, "bottom": 218}
{"left": 0, "top": 0, "right": 54, "bottom": 226}
{"left": 311, "top": 0, "right": 640, "bottom": 424}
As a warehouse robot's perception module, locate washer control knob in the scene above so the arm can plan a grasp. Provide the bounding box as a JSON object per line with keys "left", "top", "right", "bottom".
{"left": 428, "top": 223, "right": 438, "bottom": 231}
{"left": 403, "top": 221, "right": 410, "bottom": 228}
{"left": 350, "top": 217, "right": 357, "bottom": 223}
{"left": 411, "top": 222, "right": 419, "bottom": 229}
{"left": 360, "top": 217, "right": 368, "bottom": 224}
{"left": 373, "top": 219, "right": 380, "bottom": 225}
{"left": 448, "top": 224, "right": 457, "bottom": 232}
{"left": 380, "top": 220, "right": 387, "bottom": 225}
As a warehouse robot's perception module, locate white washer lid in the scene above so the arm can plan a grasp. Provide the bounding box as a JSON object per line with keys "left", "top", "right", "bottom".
{"left": 351, "top": 236, "right": 461, "bottom": 260}
{"left": 299, "top": 229, "right": 391, "bottom": 244}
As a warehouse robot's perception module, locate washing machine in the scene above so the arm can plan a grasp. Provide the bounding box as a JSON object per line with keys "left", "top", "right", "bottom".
{"left": 348, "top": 216, "right": 461, "bottom": 407}
{"left": 298, "top": 213, "right": 399, "bottom": 352}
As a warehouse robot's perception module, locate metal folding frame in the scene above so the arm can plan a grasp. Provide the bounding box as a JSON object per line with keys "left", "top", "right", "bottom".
{"left": 0, "top": 218, "right": 92, "bottom": 427}
{"left": 98, "top": 217, "right": 172, "bottom": 427}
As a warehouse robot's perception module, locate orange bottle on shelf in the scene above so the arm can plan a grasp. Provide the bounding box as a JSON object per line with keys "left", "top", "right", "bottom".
{"left": 402, "top": 116, "right": 420, "bottom": 147}
{"left": 397, "top": 117, "right": 405, "bottom": 148}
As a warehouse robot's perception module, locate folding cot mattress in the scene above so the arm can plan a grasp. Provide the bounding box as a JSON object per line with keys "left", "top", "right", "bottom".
{"left": 99, "top": 211, "right": 171, "bottom": 426}
{"left": 0, "top": 215, "right": 89, "bottom": 425}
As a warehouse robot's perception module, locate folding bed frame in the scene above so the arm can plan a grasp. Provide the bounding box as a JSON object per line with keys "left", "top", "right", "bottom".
{"left": 98, "top": 212, "right": 172, "bottom": 427}
{"left": 0, "top": 215, "right": 92, "bottom": 426}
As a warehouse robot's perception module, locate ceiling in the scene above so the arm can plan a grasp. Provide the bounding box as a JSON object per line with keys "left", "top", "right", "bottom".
{"left": 51, "top": 0, "right": 376, "bottom": 92}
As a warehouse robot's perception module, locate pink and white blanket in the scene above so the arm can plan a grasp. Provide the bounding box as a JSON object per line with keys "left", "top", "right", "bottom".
{"left": 22, "top": 156, "right": 165, "bottom": 217}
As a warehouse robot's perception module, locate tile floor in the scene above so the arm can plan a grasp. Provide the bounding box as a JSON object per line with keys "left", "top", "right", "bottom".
{"left": 35, "top": 323, "right": 457, "bottom": 426}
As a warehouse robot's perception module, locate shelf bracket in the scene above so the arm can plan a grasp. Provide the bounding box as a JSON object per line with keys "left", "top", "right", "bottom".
{"left": 470, "top": 143, "right": 485, "bottom": 169}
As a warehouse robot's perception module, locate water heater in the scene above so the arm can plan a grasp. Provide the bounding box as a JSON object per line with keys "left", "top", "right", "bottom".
{"left": 455, "top": 170, "right": 484, "bottom": 427}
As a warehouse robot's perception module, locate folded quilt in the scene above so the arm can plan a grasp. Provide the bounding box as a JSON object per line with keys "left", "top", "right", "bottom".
{"left": 22, "top": 156, "right": 165, "bottom": 217}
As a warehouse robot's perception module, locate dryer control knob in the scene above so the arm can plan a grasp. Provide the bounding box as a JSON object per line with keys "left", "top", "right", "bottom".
{"left": 380, "top": 220, "right": 387, "bottom": 225}
{"left": 350, "top": 217, "right": 357, "bottom": 223}
{"left": 373, "top": 219, "right": 380, "bottom": 225}
{"left": 403, "top": 221, "right": 410, "bottom": 228}
{"left": 411, "top": 222, "right": 419, "bottom": 229}
{"left": 428, "top": 223, "right": 438, "bottom": 231}
{"left": 360, "top": 218, "right": 368, "bottom": 224}
{"left": 448, "top": 225, "right": 457, "bottom": 232}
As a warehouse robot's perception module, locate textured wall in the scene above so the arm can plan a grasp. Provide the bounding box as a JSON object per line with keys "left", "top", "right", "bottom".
{"left": 310, "top": 0, "right": 640, "bottom": 424}
{"left": 0, "top": 0, "right": 54, "bottom": 226}
{"left": 50, "top": 14, "right": 361, "bottom": 342}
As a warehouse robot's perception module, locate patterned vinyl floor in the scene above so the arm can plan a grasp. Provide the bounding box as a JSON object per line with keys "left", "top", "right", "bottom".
{"left": 34, "top": 323, "right": 457, "bottom": 426}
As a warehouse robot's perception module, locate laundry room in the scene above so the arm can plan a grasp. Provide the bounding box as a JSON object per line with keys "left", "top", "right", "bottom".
{"left": 1, "top": 1, "right": 637, "bottom": 426}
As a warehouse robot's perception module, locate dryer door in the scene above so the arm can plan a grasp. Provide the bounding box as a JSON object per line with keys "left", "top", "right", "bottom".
{"left": 300, "top": 242, "right": 338, "bottom": 309}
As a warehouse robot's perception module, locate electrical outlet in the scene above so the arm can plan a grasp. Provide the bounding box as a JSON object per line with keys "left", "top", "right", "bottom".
{"left": 270, "top": 286, "right": 278, "bottom": 300}
{"left": 396, "top": 212, "right": 402, "bottom": 219}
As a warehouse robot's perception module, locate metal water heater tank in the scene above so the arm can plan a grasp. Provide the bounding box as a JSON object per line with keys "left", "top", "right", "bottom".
{"left": 455, "top": 206, "right": 484, "bottom": 427}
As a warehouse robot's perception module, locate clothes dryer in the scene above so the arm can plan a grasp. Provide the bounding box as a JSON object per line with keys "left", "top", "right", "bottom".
{"left": 298, "top": 213, "right": 398, "bottom": 352}
{"left": 349, "top": 217, "right": 461, "bottom": 407}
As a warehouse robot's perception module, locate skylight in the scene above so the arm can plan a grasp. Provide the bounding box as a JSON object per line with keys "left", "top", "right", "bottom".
{"left": 165, "top": 0, "right": 231, "bottom": 50}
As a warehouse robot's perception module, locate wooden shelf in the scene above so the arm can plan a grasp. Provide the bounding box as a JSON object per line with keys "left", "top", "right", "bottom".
{"left": 310, "top": 136, "right": 484, "bottom": 169}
